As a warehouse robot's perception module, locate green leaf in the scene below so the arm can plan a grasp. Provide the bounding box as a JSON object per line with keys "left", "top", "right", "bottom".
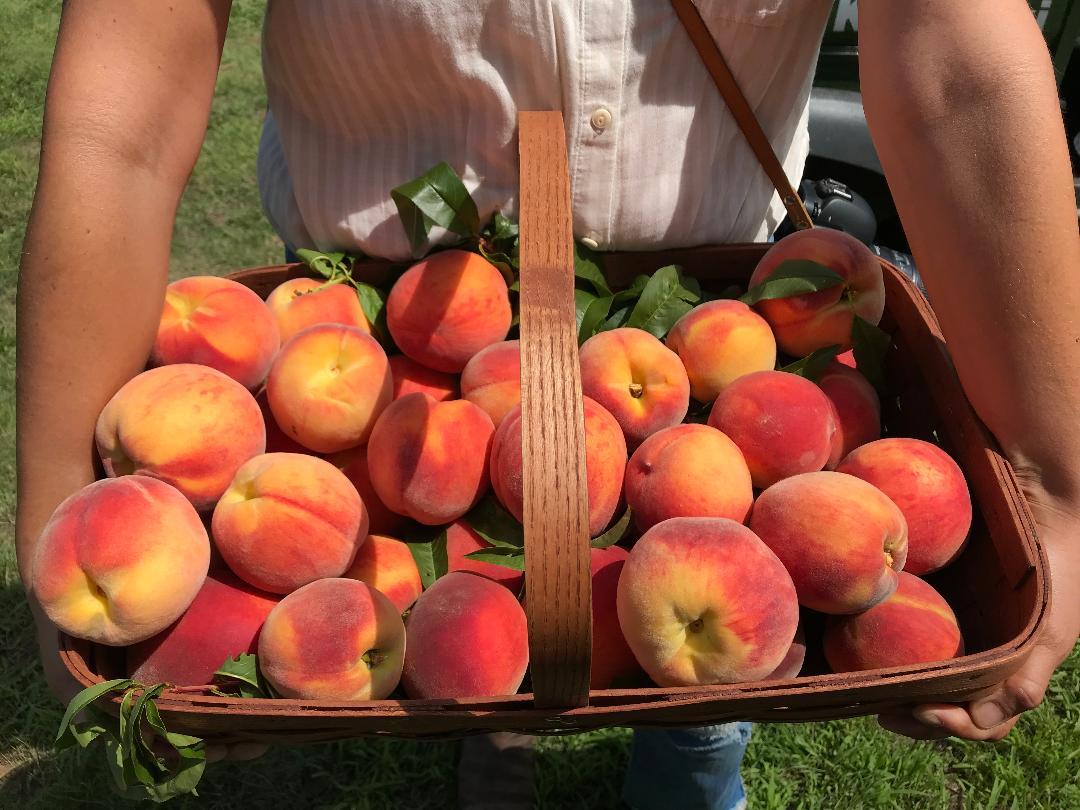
{"left": 355, "top": 282, "right": 391, "bottom": 345}
{"left": 463, "top": 547, "right": 525, "bottom": 571}
{"left": 778, "top": 345, "right": 843, "bottom": 381}
{"left": 464, "top": 496, "right": 525, "bottom": 548}
{"left": 626, "top": 265, "right": 702, "bottom": 339}
{"left": 295, "top": 249, "right": 345, "bottom": 280}
{"left": 612, "top": 274, "right": 650, "bottom": 306}
{"left": 125, "top": 684, "right": 170, "bottom": 787}
{"left": 740, "top": 259, "right": 845, "bottom": 306}
{"left": 406, "top": 529, "right": 449, "bottom": 589}
{"left": 600, "top": 303, "right": 634, "bottom": 332}
{"left": 591, "top": 507, "right": 633, "bottom": 548}
{"left": 579, "top": 294, "right": 614, "bottom": 344}
{"left": 851, "top": 316, "right": 892, "bottom": 394}
{"left": 56, "top": 678, "right": 135, "bottom": 746}
{"left": 573, "top": 241, "right": 612, "bottom": 296}
{"left": 212, "top": 653, "right": 270, "bottom": 699}
{"left": 391, "top": 162, "right": 482, "bottom": 256}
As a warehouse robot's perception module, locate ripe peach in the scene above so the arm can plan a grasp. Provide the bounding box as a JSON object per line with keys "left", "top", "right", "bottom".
{"left": 401, "top": 572, "right": 528, "bottom": 699}
{"left": 817, "top": 362, "right": 881, "bottom": 460}
{"left": 386, "top": 250, "right": 512, "bottom": 372}
{"left": 616, "top": 518, "right": 799, "bottom": 686}
{"left": 259, "top": 578, "right": 405, "bottom": 700}
{"left": 579, "top": 328, "right": 690, "bottom": 446}
{"left": 255, "top": 388, "right": 310, "bottom": 455}
{"left": 367, "top": 393, "right": 494, "bottom": 525}
{"left": 624, "top": 424, "right": 753, "bottom": 532}
{"left": 490, "top": 397, "right": 626, "bottom": 537}
{"left": 331, "top": 445, "right": 407, "bottom": 536}
{"left": 265, "top": 277, "right": 372, "bottom": 344}
{"left": 837, "top": 438, "right": 972, "bottom": 575}
{"left": 750, "top": 471, "right": 908, "bottom": 614}
{"left": 460, "top": 340, "right": 521, "bottom": 428}
{"left": 343, "top": 534, "right": 423, "bottom": 614}
{"left": 590, "top": 545, "right": 640, "bottom": 689}
{"left": 266, "top": 323, "right": 392, "bottom": 453}
{"left": 388, "top": 354, "right": 459, "bottom": 402}
{"left": 126, "top": 571, "right": 279, "bottom": 686}
{"left": 665, "top": 300, "right": 777, "bottom": 402}
{"left": 445, "top": 521, "right": 524, "bottom": 592}
{"left": 95, "top": 364, "right": 266, "bottom": 511}
{"left": 708, "top": 370, "right": 840, "bottom": 489}
{"left": 824, "top": 572, "right": 963, "bottom": 672}
{"left": 212, "top": 453, "right": 369, "bottom": 594}
{"left": 33, "top": 476, "right": 210, "bottom": 646}
{"left": 152, "top": 276, "right": 280, "bottom": 389}
{"left": 765, "top": 622, "right": 807, "bottom": 680}
{"left": 749, "top": 228, "right": 885, "bottom": 356}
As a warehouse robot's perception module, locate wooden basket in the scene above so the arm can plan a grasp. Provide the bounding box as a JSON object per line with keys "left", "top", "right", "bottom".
{"left": 58, "top": 112, "right": 1048, "bottom": 744}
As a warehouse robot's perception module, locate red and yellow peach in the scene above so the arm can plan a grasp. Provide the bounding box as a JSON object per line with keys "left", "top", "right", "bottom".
{"left": 343, "top": 534, "right": 423, "bottom": 614}
{"left": 817, "top": 362, "right": 881, "bottom": 460}
{"left": 265, "top": 277, "right": 372, "bottom": 344}
{"left": 590, "top": 545, "right": 640, "bottom": 689}
{"left": 460, "top": 340, "right": 521, "bottom": 428}
{"left": 445, "top": 520, "right": 524, "bottom": 593}
{"left": 388, "top": 354, "right": 459, "bottom": 402}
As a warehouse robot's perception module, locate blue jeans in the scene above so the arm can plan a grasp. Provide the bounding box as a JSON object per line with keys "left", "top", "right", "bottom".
{"left": 623, "top": 723, "right": 752, "bottom": 810}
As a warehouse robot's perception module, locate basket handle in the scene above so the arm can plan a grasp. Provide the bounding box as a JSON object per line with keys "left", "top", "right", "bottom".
{"left": 516, "top": 111, "right": 593, "bottom": 709}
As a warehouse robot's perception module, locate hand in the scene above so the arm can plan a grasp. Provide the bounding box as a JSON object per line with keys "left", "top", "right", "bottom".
{"left": 879, "top": 495, "right": 1080, "bottom": 741}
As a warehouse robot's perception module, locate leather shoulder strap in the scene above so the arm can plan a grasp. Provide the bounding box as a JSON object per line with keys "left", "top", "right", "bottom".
{"left": 670, "top": 0, "right": 814, "bottom": 231}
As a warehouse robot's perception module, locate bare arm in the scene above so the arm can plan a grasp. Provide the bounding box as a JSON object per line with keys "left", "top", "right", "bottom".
{"left": 859, "top": 0, "right": 1080, "bottom": 738}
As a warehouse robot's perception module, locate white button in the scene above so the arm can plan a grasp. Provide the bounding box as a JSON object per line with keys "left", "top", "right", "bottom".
{"left": 580, "top": 236, "right": 600, "bottom": 250}
{"left": 590, "top": 107, "right": 612, "bottom": 131}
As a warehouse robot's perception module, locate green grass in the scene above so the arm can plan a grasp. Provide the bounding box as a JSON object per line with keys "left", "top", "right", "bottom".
{"left": 2, "top": 2, "right": 1079, "bottom": 807}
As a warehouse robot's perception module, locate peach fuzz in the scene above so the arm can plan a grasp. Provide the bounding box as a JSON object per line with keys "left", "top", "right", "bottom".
{"left": 152, "top": 275, "right": 280, "bottom": 390}
{"left": 127, "top": 570, "right": 279, "bottom": 686}
{"left": 33, "top": 476, "right": 210, "bottom": 646}
{"left": 255, "top": 388, "right": 310, "bottom": 455}
{"left": 490, "top": 397, "right": 626, "bottom": 537}
{"left": 750, "top": 471, "right": 908, "bottom": 614}
{"left": 367, "top": 393, "right": 494, "bottom": 525}
{"left": 708, "top": 370, "right": 840, "bottom": 489}
{"left": 665, "top": 299, "right": 777, "bottom": 403}
{"left": 579, "top": 328, "right": 690, "bottom": 446}
{"left": 817, "top": 362, "right": 881, "bottom": 460}
{"left": 837, "top": 438, "right": 972, "bottom": 575}
{"left": 266, "top": 323, "right": 392, "bottom": 453}
{"left": 590, "top": 545, "right": 640, "bottom": 689}
{"left": 265, "top": 277, "right": 372, "bottom": 344}
{"left": 401, "top": 572, "right": 528, "bottom": 699}
{"left": 259, "top": 578, "right": 405, "bottom": 700}
{"left": 343, "top": 534, "right": 423, "bottom": 614}
{"left": 460, "top": 340, "right": 521, "bottom": 428}
{"left": 765, "top": 623, "right": 806, "bottom": 680}
{"left": 624, "top": 423, "right": 753, "bottom": 532}
{"left": 824, "top": 572, "right": 963, "bottom": 672}
{"left": 616, "top": 518, "right": 799, "bottom": 686}
{"left": 95, "top": 364, "right": 266, "bottom": 511}
{"left": 212, "top": 453, "right": 369, "bottom": 594}
{"left": 331, "top": 445, "right": 407, "bottom": 536}
{"left": 386, "top": 249, "right": 512, "bottom": 373}
{"left": 748, "top": 228, "right": 885, "bottom": 356}
{"left": 388, "top": 354, "right": 459, "bottom": 402}
{"left": 446, "top": 520, "right": 524, "bottom": 592}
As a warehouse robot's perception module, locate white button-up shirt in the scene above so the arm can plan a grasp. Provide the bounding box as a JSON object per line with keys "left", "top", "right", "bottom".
{"left": 258, "top": 0, "right": 832, "bottom": 260}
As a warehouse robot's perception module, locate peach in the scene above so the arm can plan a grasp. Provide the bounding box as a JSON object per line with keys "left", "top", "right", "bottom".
{"left": 708, "top": 370, "right": 840, "bottom": 489}
{"left": 817, "top": 362, "right": 881, "bottom": 460}
{"left": 127, "top": 570, "right": 279, "bottom": 686}
{"left": 255, "top": 388, "right": 310, "bottom": 455}
{"left": 460, "top": 340, "right": 521, "bottom": 427}
{"left": 401, "top": 572, "right": 528, "bottom": 699}
{"left": 266, "top": 323, "right": 392, "bottom": 453}
{"left": 265, "top": 277, "right": 372, "bottom": 344}
{"left": 95, "top": 364, "right": 266, "bottom": 511}
{"left": 259, "top": 578, "right": 405, "bottom": 700}
{"left": 837, "top": 438, "right": 972, "bottom": 575}
{"left": 616, "top": 518, "right": 799, "bottom": 686}
{"left": 750, "top": 471, "right": 908, "bottom": 614}
{"left": 388, "top": 354, "right": 459, "bottom": 402}
{"left": 490, "top": 397, "right": 626, "bottom": 537}
{"left": 624, "top": 424, "right": 753, "bottom": 532}
{"left": 331, "top": 445, "right": 407, "bottom": 536}
{"left": 765, "top": 622, "right": 806, "bottom": 680}
{"left": 212, "top": 453, "right": 369, "bottom": 594}
{"left": 590, "top": 545, "right": 640, "bottom": 690}
{"left": 386, "top": 249, "right": 512, "bottom": 372}
{"left": 152, "top": 276, "right": 280, "bottom": 389}
{"left": 665, "top": 300, "right": 777, "bottom": 402}
{"left": 824, "top": 572, "right": 963, "bottom": 672}
{"left": 445, "top": 521, "right": 524, "bottom": 592}
{"left": 343, "top": 534, "right": 423, "bottom": 614}
{"left": 33, "top": 476, "right": 210, "bottom": 646}
{"left": 367, "top": 393, "right": 494, "bottom": 525}
{"left": 748, "top": 228, "right": 885, "bottom": 356}
{"left": 579, "top": 328, "right": 690, "bottom": 446}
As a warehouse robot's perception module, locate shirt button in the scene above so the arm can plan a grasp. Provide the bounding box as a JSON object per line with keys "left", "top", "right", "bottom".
{"left": 580, "top": 236, "right": 600, "bottom": 250}
{"left": 590, "top": 107, "right": 612, "bottom": 132}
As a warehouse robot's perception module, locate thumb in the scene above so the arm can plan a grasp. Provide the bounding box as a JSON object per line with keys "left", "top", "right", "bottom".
{"left": 968, "top": 640, "right": 1060, "bottom": 730}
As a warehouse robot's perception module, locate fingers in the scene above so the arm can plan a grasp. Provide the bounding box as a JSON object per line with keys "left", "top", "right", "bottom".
{"left": 878, "top": 705, "right": 1019, "bottom": 741}
{"left": 204, "top": 741, "right": 270, "bottom": 763}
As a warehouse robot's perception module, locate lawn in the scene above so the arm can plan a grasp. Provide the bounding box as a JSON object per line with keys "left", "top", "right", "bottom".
{"left": 1, "top": 2, "right": 1078, "bottom": 808}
